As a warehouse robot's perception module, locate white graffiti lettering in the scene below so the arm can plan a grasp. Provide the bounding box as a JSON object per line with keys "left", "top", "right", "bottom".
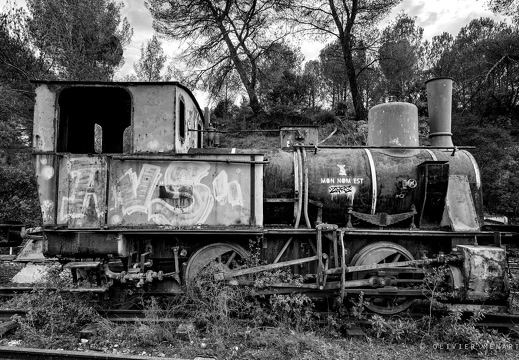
{"left": 111, "top": 161, "right": 246, "bottom": 227}
{"left": 60, "top": 160, "right": 105, "bottom": 222}
{"left": 41, "top": 199, "right": 54, "bottom": 223}
{"left": 322, "top": 177, "right": 364, "bottom": 185}
{"left": 118, "top": 164, "right": 162, "bottom": 214}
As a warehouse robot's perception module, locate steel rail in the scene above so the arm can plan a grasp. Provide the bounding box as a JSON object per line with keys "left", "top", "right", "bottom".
{"left": 0, "top": 346, "right": 187, "bottom": 360}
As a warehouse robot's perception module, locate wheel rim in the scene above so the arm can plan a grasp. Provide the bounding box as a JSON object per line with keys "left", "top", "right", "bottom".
{"left": 184, "top": 243, "right": 249, "bottom": 284}
{"left": 351, "top": 242, "right": 415, "bottom": 315}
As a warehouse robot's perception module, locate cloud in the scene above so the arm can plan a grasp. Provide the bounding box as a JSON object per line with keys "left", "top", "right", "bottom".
{"left": 399, "top": 0, "right": 506, "bottom": 40}
{"left": 301, "top": 41, "right": 324, "bottom": 61}
{"left": 119, "top": 1, "right": 154, "bottom": 77}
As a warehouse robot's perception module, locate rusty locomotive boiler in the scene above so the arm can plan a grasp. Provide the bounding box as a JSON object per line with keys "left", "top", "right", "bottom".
{"left": 30, "top": 78, "right": 512, "bottom": 314}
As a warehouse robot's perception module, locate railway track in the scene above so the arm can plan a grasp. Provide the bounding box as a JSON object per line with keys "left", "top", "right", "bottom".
{"left": 0, "top": 346, "right": 189, "bottom": 360}
{"left": 1, "top": 306, "right": 518, "bottom": 329}
{"left": 0, "top": 304, "right": 517, "bottom": 359}
{"left": 0, "top": 309, "right": 187, "bottom": 322}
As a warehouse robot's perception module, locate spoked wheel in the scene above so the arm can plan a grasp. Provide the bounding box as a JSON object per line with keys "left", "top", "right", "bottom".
{"left": 350, "top": 242, "right": 415, "bottom": 315}
{"left": 184, "top": 243, "right": 249, "bottom": 285}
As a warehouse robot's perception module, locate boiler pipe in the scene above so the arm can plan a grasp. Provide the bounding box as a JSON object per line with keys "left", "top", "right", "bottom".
{"left": 302, "top": 147, "right": 311, "bottom": 228}
{"left": 294, "top": 148, "right": 302, "bottom": 229}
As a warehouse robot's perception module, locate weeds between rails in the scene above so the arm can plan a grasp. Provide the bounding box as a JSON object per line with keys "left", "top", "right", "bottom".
{"left": 0, "top": 260, "right": 518, "bottom": 359}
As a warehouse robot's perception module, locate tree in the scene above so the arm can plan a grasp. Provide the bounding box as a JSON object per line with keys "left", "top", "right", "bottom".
{"left": 257, "top": 43, "right": 305, "bottom": 109}
{"left": 302, "top": 60, "right": 321, "bottom": 109}
{"left": 0, "top": 9, "right": 48, "bottom": 224}
{"left": 378, "top": 13, "right": 424, "bottom": 101}
{"left": 353, "top": 39, "right": 382, "bottom": 109}
{"left": 290, "top": 0, "right": 401, "bottom": 120}
{"left": 487, "top": 0, "right": 519, "bottom": 23}
{"left": 133, "top": 35, "right": 169, "bottom": 81}
{"left": 147, "top": 0, "right": 292, "bottom": 115}
{"left": 453, "top": 115, "right": 519, "bottom": 218}
{"left": 444, "top": 18, "right": 519, "bottom": 117}
{"left": 423, "top": 32, "right": 455, "bottom": 77}
{"left": 26, "top": 0, "right": 133, "bottom": 81}
{"left": 0, "top": 7, "right": 48, "bottom": 165}
{"left": 319, "top": 41, "right": 348, "bottom": 110}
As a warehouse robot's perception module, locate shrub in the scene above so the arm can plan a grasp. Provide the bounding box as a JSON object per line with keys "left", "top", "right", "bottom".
{"left": 0, "top": 164, "right": 40, "bottom": 226}
{"left": 428, "top": 309, "right": 512, "bottom": 355}
{"left": 268, "top": 293, "right": 315, "bottom": 332}
{"left": 368, "top": 315, "right": 425, "bottom": 343}
{"left": 6, "top": 289, "right": 100, "bottom": 349}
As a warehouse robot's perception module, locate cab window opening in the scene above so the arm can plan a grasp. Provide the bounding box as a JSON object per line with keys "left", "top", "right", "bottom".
{"left": 179, "top": 95, "right": 185, "bottom": 142}
{"left": 57, "top": 87, "right": 131, "bottom": 153}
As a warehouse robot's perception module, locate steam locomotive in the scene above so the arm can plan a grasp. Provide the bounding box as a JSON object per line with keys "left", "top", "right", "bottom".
{"left": 30, "top": 78, "right": 513, "bottom": 314}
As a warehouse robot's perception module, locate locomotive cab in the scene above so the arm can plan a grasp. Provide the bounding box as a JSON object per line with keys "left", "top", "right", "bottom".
{"left": 33, "top": 81, "right": 206, "bottom": 229}
{"left": 34, "top": 81, "right": 204, "bottom": 156}
{"left": 33, "top": 81, "right": 264, "bottom": 261}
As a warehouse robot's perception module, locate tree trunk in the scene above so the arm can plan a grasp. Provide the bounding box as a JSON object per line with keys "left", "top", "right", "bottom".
{"left": 328, "top": 0, "right": 367, "bottom": 120}
{"left": 213, "top": 13, "right": 262, "bottom": 115}
{"left": 248, "top": 91, "right": 261, "bottom": 115}
{"left": 342, "top": 39, "right": 367, "bottom": 120}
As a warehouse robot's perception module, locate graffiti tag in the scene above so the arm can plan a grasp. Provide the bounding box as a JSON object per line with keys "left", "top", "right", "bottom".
{"left": 110, "top": 161, "right": 245, "bottom": 227}
{"left": 329, "top": 185, "right": 353, "bottom": 194}
{"left": 60, "top": 159, "right": 105, "bottom": 223}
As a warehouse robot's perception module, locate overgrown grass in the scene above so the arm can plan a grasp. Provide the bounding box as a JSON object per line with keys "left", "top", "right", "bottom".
{"left": 0, "top": 264, "right": 101, "bottom": 349}
{"left": 216, "top": 113, "right": 431, "bottom": 149}
{"left": 0, "top": 261, "right": 517, "bottom": 359}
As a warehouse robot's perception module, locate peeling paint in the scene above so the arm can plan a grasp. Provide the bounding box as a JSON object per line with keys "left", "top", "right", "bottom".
{"left": 57, "top": 156, "right": 107, "bottom": 229}
{"left": 458, "top": 245, "right": 508, "bottom": 301}
{"left": 108, "top": 159, "right": 257, "bottom": 227}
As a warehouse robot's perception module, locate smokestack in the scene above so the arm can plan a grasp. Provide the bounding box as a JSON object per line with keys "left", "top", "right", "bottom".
{"left": 426, "top": 78, "right": 454, "bottom": 147}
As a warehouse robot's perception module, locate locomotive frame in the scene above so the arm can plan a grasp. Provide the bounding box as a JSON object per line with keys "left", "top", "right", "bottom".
{"left": 29, "top": 78, "right": 515, "bottom": 315}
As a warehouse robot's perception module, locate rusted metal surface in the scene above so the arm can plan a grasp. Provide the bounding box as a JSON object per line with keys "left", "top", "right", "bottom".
{"left": 457, "top": 245, "right": 508, "bottom": 301}
{"left": 220, "top": 255, "right": 319, "bottom": 280}
{"left": 14, "top": 239, "right": 45, "bottom": 262}
{"left": 442, "top": 175, "right": 479, "bottom": 231}
{"left": 263, "top": 145, "right": 485, "bottom": 229}
{"left": 128, "top": 85, "right": 202, "bottom": 154}
{"left": 280, "top": 126, "right": 319, "bottom": 148}
{"left": 35, "top": 155, "right": 57, "bottom": 226}
{"left": 177, "top": 87, "right": 202, "bottom": 152}
{"left": 42, "top": 152, "right": 264, "bottom": 230}
{"left": 368, "top": 102, "right": 419, "bottom": 148}
{"left": 432, "top": 149, "right": 484, "bottom": 224}
{"left": 57, "top": 155, "right": 107, "bottom": 229}
{"left": 32, "top": 84, "right": 55, "bottom": 152}
{"left": 27, "top": 79, "right": 514, "bottom": 314}
{"left": 417, "top": 161, "right": 449, "bottom": 228}
{"left": 44, "top": 232, "right": 123, "bottom": 257}
{"left": 426, "top": 77, "right": 454, "bottom": 147}
{"left": 369, "top": 149, "right": 429, "bottom": 217}
{"left": 31, "top": 78, "right": 483, "bottom": 232}
{"left": 108, "top": 155, "right": 264, "bottom": 228}
{"left": 130, "top": 85, "right": 177, "bottom": 153}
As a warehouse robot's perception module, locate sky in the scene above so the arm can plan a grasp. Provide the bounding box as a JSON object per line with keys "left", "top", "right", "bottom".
{"left": 1, "top": 0, "right": 510, "bottom": 106}
{"left": 117, "top": 0, "right": 508, "bottom": 106}
{"left": 118, "top": 0, "right": 508, "bottom": 80}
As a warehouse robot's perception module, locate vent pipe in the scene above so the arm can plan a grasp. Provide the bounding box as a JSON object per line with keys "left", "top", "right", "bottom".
{"left": 426, "top": 78, "right": 454, "bottom": 147}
